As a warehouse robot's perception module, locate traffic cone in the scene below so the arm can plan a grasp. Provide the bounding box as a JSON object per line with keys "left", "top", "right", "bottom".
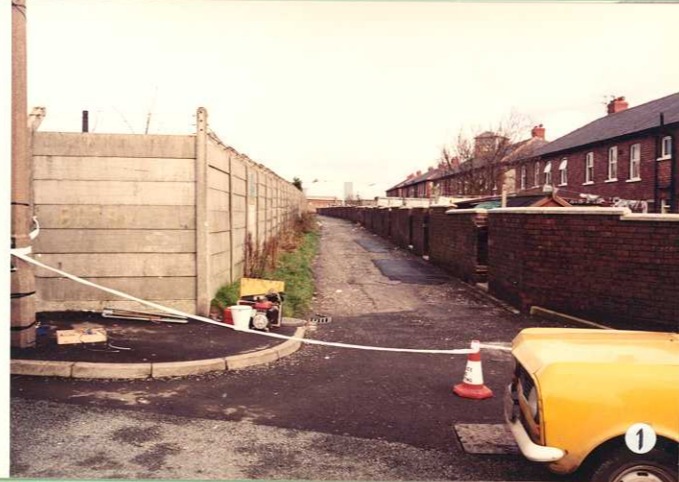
{"left": 453, "top": 340, "right": 493, "bottom": 400}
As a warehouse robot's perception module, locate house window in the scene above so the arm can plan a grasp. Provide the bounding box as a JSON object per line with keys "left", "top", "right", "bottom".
{"left": 660, "top": 136, "right": 673, "bottom": 159}
{"left": 558, "top": 158, "right": 568, "bottom": 186}
{"left": 520, "top": 165, "right": 527, "bottom": 190}
{"left": 543, "top": 161, "right": 552, "bottom": 185}
{"left": 629, "top": 144, "right": 641, "bottom": 180}
{"left": 534, "top": 161, "right": 541, "bottom": 186}
{"left": 585, "top": 152, "right": 594, "bottom": 184}
{"left": 607, "top": 146, "right": 618, "bottom": 181}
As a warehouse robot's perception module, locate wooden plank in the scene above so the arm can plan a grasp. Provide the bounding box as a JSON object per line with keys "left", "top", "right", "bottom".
{"left": 34, "top": 229, "right": 195, "bottom": 254}
{"left": 34, "top": 253, "right": 195, "bottom": 277}
{"left": 37, "top": 299, "right": 196, "bottom": 314}
{"left": 34, "top": 205, "right": 195, "bottom": 229}
{"left": 35, "top": 180, "right": 194, "bottom": 205}
{"left": 33, "top": 156, "right": 194, "bottom": 182}
{"left": 37, "top": 276, "right": 195, "bottom": 301}
{"left": 33, "top": 132, "right": 196, "bottom": 158}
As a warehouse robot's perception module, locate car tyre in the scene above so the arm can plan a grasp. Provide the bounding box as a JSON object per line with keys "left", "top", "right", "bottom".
{"left": 589, "top": 447, "right": 677, "bottom": 482}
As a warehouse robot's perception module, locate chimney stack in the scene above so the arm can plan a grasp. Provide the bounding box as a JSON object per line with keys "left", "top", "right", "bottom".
{"left": 531, "top": 124, "right": 545, "bottom": 139}
{"left": 607, "top": 96, "right": 629, "bottom": 115}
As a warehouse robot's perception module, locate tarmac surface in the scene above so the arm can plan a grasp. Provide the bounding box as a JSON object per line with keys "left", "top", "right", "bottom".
{"left": 11, "top": 215, "right": 622, "bottom": 481}
{"left": 11, "top": 311, "right": 300, "bottom": 363}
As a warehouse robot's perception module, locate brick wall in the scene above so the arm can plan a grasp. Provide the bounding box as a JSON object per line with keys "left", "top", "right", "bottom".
{"left": 411, "top": 208, "right": 429, "bottom": 256}
{"left": 390, "top": 208, "right": 411, "bottom": 249}
{"left": 373, "top": 208, "right": 391, "bottom": 239}
{"left": 429, "top": 207, "right": 488, "bottom": 283}
{"left": 488, "top": 208, "right": 679, "bottom": 328}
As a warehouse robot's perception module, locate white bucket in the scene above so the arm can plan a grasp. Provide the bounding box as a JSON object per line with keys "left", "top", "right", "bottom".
{"left": 228, "top": 305, "right": 253, "bottom": 331}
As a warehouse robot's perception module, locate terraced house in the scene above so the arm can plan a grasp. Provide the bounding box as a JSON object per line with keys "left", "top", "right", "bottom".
{"left": 512, "top": 92, "right": 679, "bottom": 213}
{"left": 387, "top": 92, "right": 678, "bottom": 213}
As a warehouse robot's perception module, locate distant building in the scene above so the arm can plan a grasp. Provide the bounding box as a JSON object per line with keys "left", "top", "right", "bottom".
{"left": 307, "top": 196, "right": 340, "bottom": 212}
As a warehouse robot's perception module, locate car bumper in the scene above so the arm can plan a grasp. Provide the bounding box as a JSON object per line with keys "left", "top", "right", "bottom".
{"left": 504, "top": 384, "right": 565, "bottom": 463}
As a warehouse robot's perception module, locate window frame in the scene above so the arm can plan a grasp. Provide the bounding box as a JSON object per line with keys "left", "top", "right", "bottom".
{"left": 534, "top": 161, "right": 541, "bottom": 187}
{"left": 544, "top": 161, "right": 552, "bottom": 186}
{"left": 584, "top": 152, "right": 594, "bottom": 184}
{"left": 607, "top": 146, "right": 618, "bottom": 182}
{"left": 558, "top": 158, "right": 568, "bottom": 186}
{"left": 660, "top": 136, "right": 673, "bottom": 160}
{"left": 520, "top": 165, "right": 527, "bottom": 190}
{"left": 628, "top": 143, "right": 641, "bottom": 181}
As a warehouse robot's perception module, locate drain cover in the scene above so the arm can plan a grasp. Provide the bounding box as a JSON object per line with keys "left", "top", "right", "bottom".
{"left": 308, "top": 316, "right": 332, "bottom": 324}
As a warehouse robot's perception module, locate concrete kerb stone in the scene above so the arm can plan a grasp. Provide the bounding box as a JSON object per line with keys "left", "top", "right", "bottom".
{"left": 152, "top": 358, "right": 226, "bottom": 378}
{"left": 11, "top": 320, "right": 308, "bottom": 378}
{"left": 225, "top": 347, "right": 279, "bottom": 370}
{"left": 273, "top": 327, "right": 306, "bottom": 358}
{"left": 72, "top": 362, "right": 152, "bottom": 379}
{"left": 11, "top": 359, "right": 74, "bottom": 377}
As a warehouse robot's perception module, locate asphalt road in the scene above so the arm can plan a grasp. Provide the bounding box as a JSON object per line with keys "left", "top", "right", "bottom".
{"left": 11, "top": 216, "right": 585, "bottom": 481}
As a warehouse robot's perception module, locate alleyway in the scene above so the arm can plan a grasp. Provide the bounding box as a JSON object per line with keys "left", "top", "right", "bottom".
{"left": 11, "top": 215, "right": 581, "bottom": 481}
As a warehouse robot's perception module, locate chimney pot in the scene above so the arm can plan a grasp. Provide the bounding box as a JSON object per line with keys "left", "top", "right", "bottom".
{"left": 607, "top": 96, "right": 629, "bottom": 115}
{"left": 531, "top": 124, "right": 546, "bottom": 139}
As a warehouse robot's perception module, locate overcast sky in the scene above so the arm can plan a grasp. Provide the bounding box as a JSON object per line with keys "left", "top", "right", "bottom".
{"left": 19, "top": 1, "right": 679, "bottom": 198}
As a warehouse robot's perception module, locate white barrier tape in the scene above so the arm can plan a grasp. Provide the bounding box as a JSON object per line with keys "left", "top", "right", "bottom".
{"left": 10, "top": 246, "right": 32, "bottom": 256}
{"left": 29, "top": 216, "right": 40, "bottom": 240}
{"left": 9, "top": 251, "right": 512, "bottom": 355}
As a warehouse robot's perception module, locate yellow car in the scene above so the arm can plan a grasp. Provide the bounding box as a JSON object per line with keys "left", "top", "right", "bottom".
{"left": 505, "top": 328, "right": 679, "bottom": 482}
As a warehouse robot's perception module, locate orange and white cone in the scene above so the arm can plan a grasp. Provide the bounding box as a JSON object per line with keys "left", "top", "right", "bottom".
{"left": 453, "top": 340, "right": 493, "bottom": 400}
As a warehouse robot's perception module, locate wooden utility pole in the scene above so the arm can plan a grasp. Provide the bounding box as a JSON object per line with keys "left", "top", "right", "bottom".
{"left": 11, "top": 0, "right": 36, "bottom": 348}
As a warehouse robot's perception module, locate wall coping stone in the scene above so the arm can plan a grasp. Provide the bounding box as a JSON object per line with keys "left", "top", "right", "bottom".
{"left": 488, "top": 207, "right": 631, "bottom": 215}
{"left": 445, "top": 208, "right": 488, "bottom": 215}
{"left": 621, "top": 213, "right": 679, "bottom": 222}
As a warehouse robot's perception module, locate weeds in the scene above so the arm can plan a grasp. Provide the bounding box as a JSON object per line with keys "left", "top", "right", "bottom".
{"left": 211, "top": 212, "right": 319, "bottom": 318}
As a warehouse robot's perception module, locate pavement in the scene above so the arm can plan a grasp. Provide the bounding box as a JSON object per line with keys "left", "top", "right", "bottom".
{"left": 10, "top": 310, "right": 307, "bottom": 378}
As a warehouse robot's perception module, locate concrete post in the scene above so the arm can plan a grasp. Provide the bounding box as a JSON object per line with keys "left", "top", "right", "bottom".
{"left": 11, "top": 0, "right": 36, "bottom": 348}
{"left": 195, "top": 107, "right": 209, "bottom": 316}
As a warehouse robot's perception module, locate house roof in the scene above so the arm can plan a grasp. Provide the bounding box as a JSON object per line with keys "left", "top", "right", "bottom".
{"left": 535, "top": 91, "right": 679, "bottom": 157}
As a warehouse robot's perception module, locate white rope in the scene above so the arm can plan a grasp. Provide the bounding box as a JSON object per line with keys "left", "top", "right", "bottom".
{"left": 9, "top": 250, "right": 513, "bottom": 355}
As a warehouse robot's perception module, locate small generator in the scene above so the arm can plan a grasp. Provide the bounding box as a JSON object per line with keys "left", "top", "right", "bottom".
{"left": 237, "top": 278, "right": 285, "bottom": 331}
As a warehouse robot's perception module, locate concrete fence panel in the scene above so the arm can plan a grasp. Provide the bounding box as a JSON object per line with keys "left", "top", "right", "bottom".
{"left": 31, "top": 109, "right": 305, "bottom": 316}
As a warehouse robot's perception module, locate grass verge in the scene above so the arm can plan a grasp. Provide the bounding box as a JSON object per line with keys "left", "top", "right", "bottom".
{"left": 212, "top": 213, "right": 319, "bottom": 318}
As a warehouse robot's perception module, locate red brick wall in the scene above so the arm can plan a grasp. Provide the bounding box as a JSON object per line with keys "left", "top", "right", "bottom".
{"left": 371, "top": 208, "right": 391, "bottom": 238}
{"left": 488, "top": 208, "right": 679, "bottom": 328}
{"left": 390, "top": 208, "right": 412, "bottom": 249}
{"left": 411, "top": 208, "right": 429, "bottom": 256}
{"left": 428, "top": 207, "right": 487, "bottom": 283}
